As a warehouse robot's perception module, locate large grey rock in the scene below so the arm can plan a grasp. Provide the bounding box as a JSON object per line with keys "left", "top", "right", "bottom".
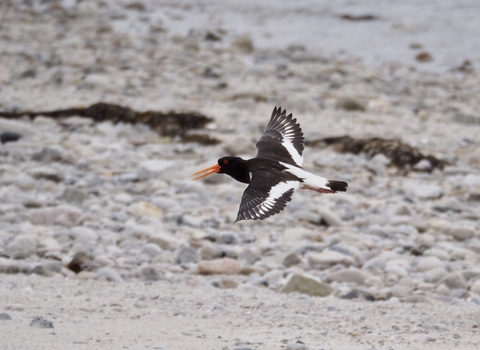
{"left": 281, "top": 274, "right": 333, "bottom": 297}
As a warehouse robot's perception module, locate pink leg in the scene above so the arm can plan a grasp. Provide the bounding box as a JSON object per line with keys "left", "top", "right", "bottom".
{"left": 301, "top": 185, "right": 336, "bottom": 194}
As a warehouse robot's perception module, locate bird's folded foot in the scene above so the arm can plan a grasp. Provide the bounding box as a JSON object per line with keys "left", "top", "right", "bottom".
{"left": 301, "top": 185, "right": 336, "bottom": 194}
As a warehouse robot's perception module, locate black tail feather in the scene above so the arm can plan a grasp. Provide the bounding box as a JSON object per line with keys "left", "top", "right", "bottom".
{"left": 327, "top": 180, "right": 348, "bottom": 192}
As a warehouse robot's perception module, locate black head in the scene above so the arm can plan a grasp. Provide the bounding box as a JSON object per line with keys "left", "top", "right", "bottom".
{"left": 217, "top": 157, "right": 250, "bottom": 183}
{"left": 192, "top": 156, "right": 250, "bottom": 184}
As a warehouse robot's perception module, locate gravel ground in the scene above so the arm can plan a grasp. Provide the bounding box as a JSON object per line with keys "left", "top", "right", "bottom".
{"left": 1, "top": 1, "right": 480, "bottom": 349}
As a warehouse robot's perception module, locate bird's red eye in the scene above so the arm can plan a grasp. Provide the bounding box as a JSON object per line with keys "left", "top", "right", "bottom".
{"left": 223, "top": 159, "right": 229, "bottom": 165}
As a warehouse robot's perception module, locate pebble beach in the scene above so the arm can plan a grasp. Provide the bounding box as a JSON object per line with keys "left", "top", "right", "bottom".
{"left": 1, "top": 1, "right": 480, "bottom": 349}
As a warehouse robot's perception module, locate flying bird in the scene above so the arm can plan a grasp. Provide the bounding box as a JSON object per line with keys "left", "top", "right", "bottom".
{"left": 192, "top": 107, "right": 348, "bottom": 221}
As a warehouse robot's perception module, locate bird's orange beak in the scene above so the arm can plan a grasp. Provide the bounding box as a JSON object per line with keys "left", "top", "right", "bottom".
{"left": 192, "top": 164, "right": 221, "bottom": 180}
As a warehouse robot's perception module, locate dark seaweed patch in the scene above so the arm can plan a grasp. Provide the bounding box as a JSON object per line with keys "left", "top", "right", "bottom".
{"left": 310, "top": 135, "right": 448, "bottom": 173}
{"left": 0, "top": 102, "right": 219, "bottom": 145}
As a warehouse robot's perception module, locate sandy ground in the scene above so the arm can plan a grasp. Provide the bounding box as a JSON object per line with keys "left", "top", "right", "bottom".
{"left": 2, "top": 274, "right": 480, "bottom": 350}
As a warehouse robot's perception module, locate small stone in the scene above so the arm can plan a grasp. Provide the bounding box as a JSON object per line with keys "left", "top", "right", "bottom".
{"left": 318, "top": 207, "right": 342, "bottom": 226}
{"left": 217, "top": 232, "right": 237, "bottom": 245}
{"left": 14, "top": 174, "right": 36, "bottom": 191}
{"left": 263, "top": 269, "right": 284, "bottom": 289}
{"left": 470, "top": 280, "right": 480, "bottom": 294}
{"left": 423, "top": 248, "right": 450, "bottom": 261}
{"left": 307, "top": 251, "right": 354, "bottom": 268}
{"left": 200, "top": 244, "right": 224, "bottom": 260}
{"left": 282, "top": 252, "right": 302, "bottom": 267}
{"left": 1, "top": 132, "right": 21, "bottom": 144}
{"left": 0, "top": 313, "right": 12, "bottom": 320}
{"left": 31, "top": 146, "right": 64, "bottom": 163}
{"left": 141, "top": 243, "right": 162, "bottom": 258}
{"left": 435, "top": 283, "right": 450, "bottom": 296}
{"left": 438, "top": 272, "right": 467, "bottom": 290}
{"left": 362, "top": 255, "right": 387, "bottom": 273}
{"left": 71, "top": 227, "right": 98, "bottom": 243}
{"left": 403, "top": 295, "right": 431, "bottom": 303}
{"left": 222, "top": 136, "right": 256, "bottom": 156}
{"left": 404, "top": 182, "right": 443, "bottom": 200}
{"left": 286, "top": 342, "right": 310, "bottom": 350}
{"left": 148, "top": 233, "right": 180, "bottom": 251}
{"left": 29, "top": 205, "right": 85, "bottom": 227}
{"left": 450, "top": 288, "right": 468, "bottom": 299}
{"left": 30, "top": 316, "right": 54, "bottom": 328}
{"left": 138, "top": 160, "right": 175, "bottom": 180}
{"left": 114, "top": 193, "right": 133, "bottom": 204}
{"left": 325, "top": 267, "right": 366, "bottom": 285}
{"left": 416, "top": 256, "right": 444, "bottom": 272}
{"left": 96, "top": 267, "right": 123, "bottom": 282}
{"left": 5, "top": 304, "right": 25, "bottom": 311}
{"left": 139, "top": 266, "right": 164, "bottom": 281}
{"left": 5, "top": 234, "right": 37, "bottom": 259}
{"left": 237, "top": 249, "right": 259, "bottom": 265}
{"left": 128, "top": 201, "right": 164, "bottom": 219}
{"left": 449, "top": 225, "right": 476, "bottom": 241}
{"left": 32, "top": 261, "right": 63, "bottom": 276}
{"left": 385, "top": 260, "right": 408, "bottom": 278}
{"left": 415, "top": 51, "right": 433, "bottom": 62}
{"left": 450, "top": 247, "right": 477, "bottom": 262}
{"left": 335, "top": 96, "right": 366, "bottom": 111}
{"left": 60, "top": 187, "right": 89, "bottom": 206}
{"left": 232, "top": 34, "right": 254, "bottom": 53}
{"left": 341, "top": 289, "right": 375, "bottom": 301}
{"left": 220, "top": 279, "right": 238, "bottom": 289}
{"left": 240, "top": 266, "right": 267, "bottom": 276}
{"left": 281, "top": 227, "right": 311, "bottom": 244}
{"left": 281, "top": 274, "right": 333, "bottom": 297}
{"left": 174, "top": 245, "right": 199, "bottom": 264}
{"left": 198, "top": 258, "right": 241, "bottom": 275}
{"left": 67, "top": 252, "right": 96, "bottom": 273}
{"left": 29, "top": 166, "right": 64, "bottom": 183}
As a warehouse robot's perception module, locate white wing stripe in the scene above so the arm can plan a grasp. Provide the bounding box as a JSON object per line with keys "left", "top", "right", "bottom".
{"left": 259, "top": 181, "right": 299, "bottom": 213}
{"left": 281, "top": 138, "right": 303, "bottom": 167}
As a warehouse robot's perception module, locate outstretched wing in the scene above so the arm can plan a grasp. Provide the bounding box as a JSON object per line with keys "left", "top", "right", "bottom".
{"left": 235, "top": 171, "right": 300, "bottom": 221}
{"left": 255, "top": 106, "right": 304, "bottom": 167}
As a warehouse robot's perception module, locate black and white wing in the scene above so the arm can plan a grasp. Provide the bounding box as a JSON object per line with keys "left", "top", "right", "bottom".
{"left": 235, "top": 171, "right": 300, "bottom": 221}
{"left": 255, "top": 107, "right": 305, "bottom": 167}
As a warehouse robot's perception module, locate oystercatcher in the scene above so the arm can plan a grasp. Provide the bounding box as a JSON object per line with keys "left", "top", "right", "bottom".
{"left": 192, "top": 107, "right": 348, "bottom": 221}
